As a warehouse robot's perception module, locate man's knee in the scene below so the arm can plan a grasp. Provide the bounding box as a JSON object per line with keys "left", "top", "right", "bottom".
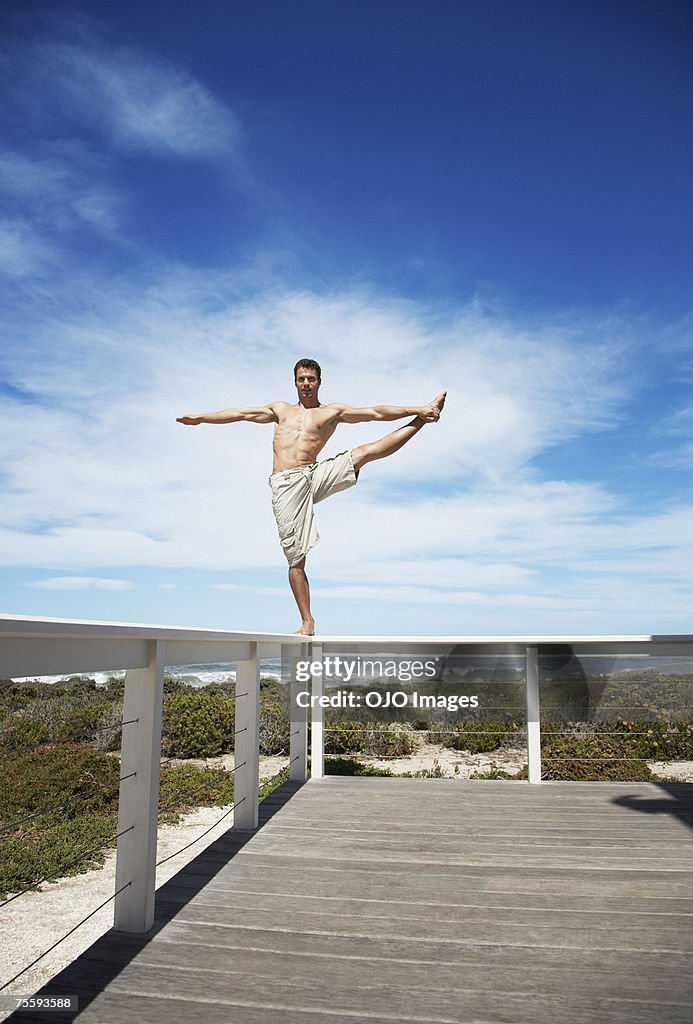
{"left": 289, "top": 557, "right": 306, "bottom": 573}
{"left": 351, "top": 443, "right": 371, "bottom": 472}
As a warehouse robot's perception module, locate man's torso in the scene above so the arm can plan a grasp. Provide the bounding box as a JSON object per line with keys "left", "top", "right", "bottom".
{"left": 271, "top": 402, "right": 340, "bottom": 473}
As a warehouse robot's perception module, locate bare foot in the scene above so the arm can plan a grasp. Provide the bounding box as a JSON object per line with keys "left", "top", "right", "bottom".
{"left": 420, "top": 391, "right": 447, "bottom": 423}
{"left": 432, "top": 390, "right": 447, "bottom": 415}
{"left": 295, "top": 619, "right": 315, "bottom": 636}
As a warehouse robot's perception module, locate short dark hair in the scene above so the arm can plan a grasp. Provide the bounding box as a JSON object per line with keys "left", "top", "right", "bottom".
{"left": 294, "top": 358, "right": 321, "bottom": 382}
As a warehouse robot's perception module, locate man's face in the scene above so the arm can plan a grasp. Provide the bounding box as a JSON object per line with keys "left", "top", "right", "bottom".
{"left": 295, "top": 366, "right": 320, "bottom": 402}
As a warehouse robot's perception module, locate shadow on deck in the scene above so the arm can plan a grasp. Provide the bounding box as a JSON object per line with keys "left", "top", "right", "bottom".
{"left": 9, "top": 779, "right": 693, "bottom": 1024}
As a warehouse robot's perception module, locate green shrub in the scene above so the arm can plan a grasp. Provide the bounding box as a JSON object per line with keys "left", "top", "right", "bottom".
{"left": 161, "top": 692, "right": 235, "bottom": 758}
{"left": 430, "top": 720, "right": 522, "bottom": 754}
{"left": 0, "top": 743, "right": 122, "bottom": 897}
{"left": 539, "top": 716, "right": 693, "bottom": 778}
{"left": 259, "top": 701, "right": 289, "bottom": 755}
{"left": 0, "top": 679, "right": 126, "bottom": 753}
{"left": 91, "top": 703, "right": 124, "bottom": 752}
{"left": 0, "top": 679, "right": 47, "bottom": 714}
{"left": 0, "top": 743, "right": 251, "bottom": 898}
{"left": 259, "top": 765, "right": 290, "bottom": 800}
{"left": 540, "top": 733, "right": 653, "bottom": 781}
{"left": 324, "top": 720, "right": 364, "bottom": 755}
{"left": 324, "top": 757, "right": 394, "bottom": 777}
{"left": 324, "top": 720, "right": 415, "bottom": 756}
{"left": 470, "top": 765, "right": 529, "bottom": 780}
{"left": 0, "top": 714, "right": 50, "bottom": 751}
{"left": 367, "top": 724, "right": 415, "bottom": 756}
{"left": 604, "top": 718, "right": 693, "bottom": 760}
{"left": 0, "top": 812, "right": 120, "bottom": 900}
{"left": 158, "top": 762, "right": 234, "bottom": 822}
{"left": 0, "top": 742, "right": 121, "bottom": 823}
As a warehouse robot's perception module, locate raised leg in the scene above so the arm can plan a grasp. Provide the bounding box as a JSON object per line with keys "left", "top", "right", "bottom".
{"left": 352, "top": 391, "right": 445, "bottom": 473}
{"left": 289, "top": 557, "right": 315, "bottom": 635}
{"left": 352, "top": 417, "right": 424, "bottom": 472}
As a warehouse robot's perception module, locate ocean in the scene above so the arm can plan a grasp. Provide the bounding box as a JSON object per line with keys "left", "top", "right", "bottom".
{"left": 11, "top": 653, "right": 693, "bottom": 689}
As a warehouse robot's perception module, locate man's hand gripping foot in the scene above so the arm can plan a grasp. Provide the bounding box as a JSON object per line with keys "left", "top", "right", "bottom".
{"left": 419, "top": 391, "right": 447, "bottom": 424}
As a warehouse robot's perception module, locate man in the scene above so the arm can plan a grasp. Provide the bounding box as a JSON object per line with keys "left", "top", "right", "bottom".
{"left": 177, "top": 359, "right": 446, "bottom": 635}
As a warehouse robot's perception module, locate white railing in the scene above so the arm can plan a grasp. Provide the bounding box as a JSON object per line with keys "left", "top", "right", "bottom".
{"left": 0, "top": 616, "right": 306, "bottom": 936}
{"left": 1, "top": 616, "right": 692, "bottom": 936}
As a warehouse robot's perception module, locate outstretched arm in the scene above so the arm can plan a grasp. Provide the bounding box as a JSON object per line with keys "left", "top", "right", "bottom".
{"left": 177, "top": 402, "right": 279, "bottom": 426}
{"left": 331, "top": 393, "right": 445, "bottom": 424}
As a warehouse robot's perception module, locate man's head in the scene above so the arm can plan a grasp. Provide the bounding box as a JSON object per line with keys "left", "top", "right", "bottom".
{"left": 294, "top": 358, "right": 321, "bottom": 406}
{"left": 294, "top": 358, "right": 321, "bottom": 384}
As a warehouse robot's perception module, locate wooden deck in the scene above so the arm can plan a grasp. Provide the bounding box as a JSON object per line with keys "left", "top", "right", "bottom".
{"left": 12, "top": 778, "right": 693, "bottom": 1024}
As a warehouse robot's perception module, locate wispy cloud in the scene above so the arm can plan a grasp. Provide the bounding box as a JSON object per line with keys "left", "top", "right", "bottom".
{"left": 1, "top": 22, "right": 241, "bottom": 282}
{"left": 0, "top": 218, "right": 55, "bottom": 276}
{"left": 32, "top": 35, "right": 240, "bottom": 159}
{"left": 28, "top": 577, "right": 135, "bottom": 591}
{"left": 0, "top": 146, "right": 124, "bottom": 234}
{"left": 2, "top": 265, "right": 689, "bottom": 631}
{"left": 648, "top": 405, "right": 693, "bottom": 469}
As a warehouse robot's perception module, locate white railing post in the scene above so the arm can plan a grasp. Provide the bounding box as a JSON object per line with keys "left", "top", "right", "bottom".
{"left": 234, "top": 643, "right": 260, "bottom": 829}
{"left": 526, "top": 644, "right": 542, "bottom": 784}
{"left": 290, "top": 645, "right": 308, "bottom": 781}
{"left": 114, "top": 640, "right": 165, "bottom": 933}
{"left": 310, "top": 642, "right": 324, "bottom": 779}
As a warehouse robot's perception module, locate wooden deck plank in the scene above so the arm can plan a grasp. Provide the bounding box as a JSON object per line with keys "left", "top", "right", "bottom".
{"left": 33, "top": 961, "right": 693, "bottom": 1024}
{"left": 154, "top": 901, "right": 692, "bottom": 947}
{"left": 135, "top": 914, "right": 693, "bottom": 956}
{"left": 158, "top": 885, "right": 693, "bottom": 916}
{"left": 22, "top": 992, "right": 693, "bottom": 1024}
{"left": 71, "top": 932, "right": 693, "bottom": 995}
{"left": 167, "top": 859, "right": 693, "bottom": 900}
{"left": 7, "top": 778, "right": 692, "bottom": 1024}
{"left": 67, "top": 937, "right": 693, "bottom": 1002}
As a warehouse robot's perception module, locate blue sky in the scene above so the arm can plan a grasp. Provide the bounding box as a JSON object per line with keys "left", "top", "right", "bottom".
{"left": 0, "top": 0, "right": 691, "bottom": 636}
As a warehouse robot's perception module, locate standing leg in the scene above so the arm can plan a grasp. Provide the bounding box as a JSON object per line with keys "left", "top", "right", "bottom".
{"left": 288, "top": 557, "right": 314, "bottom": 636}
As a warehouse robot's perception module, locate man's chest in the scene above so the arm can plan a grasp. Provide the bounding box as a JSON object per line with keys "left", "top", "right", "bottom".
{"left": 279, "top": 409, "right": 337, "bottom": 439}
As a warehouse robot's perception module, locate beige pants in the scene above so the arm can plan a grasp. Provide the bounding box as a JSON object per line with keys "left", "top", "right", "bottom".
{"left": 269, "top": 450, "right": 358, "bottom": 566}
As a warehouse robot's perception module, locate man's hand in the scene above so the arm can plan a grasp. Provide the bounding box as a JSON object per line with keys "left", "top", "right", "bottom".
{"left": 418, "top": 391, "right": 447, "bottom": 422}
{"left": 176, "top": 415, "right": 203, "bottom": 426}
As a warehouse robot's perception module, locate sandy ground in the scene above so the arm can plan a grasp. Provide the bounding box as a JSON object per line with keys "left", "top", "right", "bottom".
{"left": 349, "top": 742, "right": 529, "bottom": 777}
{"left": 646, "top": 760, "right": 693, "bottom": 782}
{"left": 345, "top": 744, "right": 693, "bottom": 783}
{"left": 1, "top": 747, "right": 691, "bottom": 1017}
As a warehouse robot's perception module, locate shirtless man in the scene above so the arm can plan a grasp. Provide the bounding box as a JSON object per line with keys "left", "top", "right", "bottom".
{"left": 177, "top": 359, "right": 446, "bottom": 635}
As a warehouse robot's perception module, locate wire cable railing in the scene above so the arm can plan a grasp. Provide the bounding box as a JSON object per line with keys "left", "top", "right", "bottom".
{"left": 155, "top": 797, "right": 245, "bottom": 868}
{"left": 0, "top": 716, "right": 138, "bottom": 758}
{"left": 0, "top": 705, "right": 225, "bottom": 876}
{"left": 316, "top": 682, "right": 693, "bottom": 777}
{"left": 0, "top": 769, "right": 137, "bottom": 837}
{"left": 0, "top": 683, "right": 291, "bottom": 998}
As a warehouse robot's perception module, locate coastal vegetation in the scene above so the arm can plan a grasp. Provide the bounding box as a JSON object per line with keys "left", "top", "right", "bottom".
{"left": 0, "top": 675, "right": 289, "bottom": 899}
{"left": 1, "top": 667, "right": 691, "bottom": 897}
